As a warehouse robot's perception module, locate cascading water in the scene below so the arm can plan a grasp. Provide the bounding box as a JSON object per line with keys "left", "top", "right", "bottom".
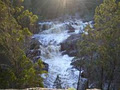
{"left": 33, "top": 19, "right": 91, "bottom": 89}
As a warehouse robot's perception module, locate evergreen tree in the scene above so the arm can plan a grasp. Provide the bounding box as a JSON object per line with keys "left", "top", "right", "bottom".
{"left": 53, "top": 75, "right": 62, "bottom": 89}
{"left": 76, "top": 0, "right": 120, "bottom": 89}
{"left": 0, "top": 0, "right": 45, "bottom": 88}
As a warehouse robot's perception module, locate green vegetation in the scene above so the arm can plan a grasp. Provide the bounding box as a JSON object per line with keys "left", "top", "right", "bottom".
{"left": 0, "top": 0, "right": 45, "bottom": 89}
{"left": 76, "top": 0, "right": 120, "bottom": 89}
{"left": 1, "top": 0, "right": 120, "bottom": 89}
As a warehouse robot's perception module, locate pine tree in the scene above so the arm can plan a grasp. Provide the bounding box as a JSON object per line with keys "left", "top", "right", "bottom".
{"left": 53, "top": 75, "right": 62, "bottom": 89}
{"left": 94, "top": 0, "right": 120, "bottom": 89}
{"left": 0, "top": 0, "right": 45, "bottom": 88}
{"left": 76, "top": 0, "right": 120, "bottom": 89}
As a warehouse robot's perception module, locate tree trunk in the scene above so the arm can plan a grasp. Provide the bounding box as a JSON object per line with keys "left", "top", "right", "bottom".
{"left": 107, "top": 60, "right": 116, "bottom": 90}
{"left": 100, "top": 66, "right": 103, "bottom": 90}
{"left": 77, "top": 67, "right": 81, "bottom": 90}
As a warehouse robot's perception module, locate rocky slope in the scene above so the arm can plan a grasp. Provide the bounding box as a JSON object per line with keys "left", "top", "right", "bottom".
{"left": 61, "top": 34, "right": 82, "bottom": 56}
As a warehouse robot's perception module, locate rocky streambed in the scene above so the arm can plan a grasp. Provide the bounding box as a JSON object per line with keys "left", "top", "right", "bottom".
{"left": 30, "top": 19, "right": 92, "bottom": 89}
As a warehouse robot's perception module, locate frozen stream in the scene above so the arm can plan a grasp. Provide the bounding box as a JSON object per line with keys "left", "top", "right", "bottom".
{"left": 33, "top": 19, "right": 91, "bottom": 88}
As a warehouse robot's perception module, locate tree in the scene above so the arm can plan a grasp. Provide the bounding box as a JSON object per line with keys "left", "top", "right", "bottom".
{"left": 94, "top": 0, "right": 120, "bottom": 89}
{"left": 76, "top": 0, "right": 120, "bottom": 89}
{"left": 0, "top": 0, "right": 45, "bottom": 88}
{"left": 53, "top": 75, "right": 62, "bottom": 89}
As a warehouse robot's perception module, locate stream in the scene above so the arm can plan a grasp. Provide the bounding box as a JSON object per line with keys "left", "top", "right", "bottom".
{"left": 33, "top": 19, "right": 91, "bottom": 89}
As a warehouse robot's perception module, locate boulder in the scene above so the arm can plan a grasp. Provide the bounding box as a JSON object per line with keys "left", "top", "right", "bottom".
{"left": 66, "top": 24, "right": 75, "bottom": 33}
{"left": 39, "top": 23, "right": 53, "bottom": 32}
{"left": 29, "top": 23, "right": 40, "bottom": 34}
{"left": 27, "top": 38, "right": 49, "bottom": 72}
{"left": 61, "top": 34, "right": 82, "bottom": 56}
{"left": 27, "top": 38, "right": 41, "bottom": 61}
{"left": 42, "top": 24, "right": 47, "bottom": 30}
{"left": 26, "top": 50, "right": 41, "bottom": 61}
{"left": 35, "top": 61, "right": 49, "bottom": 72}
{"left": 43, "top": 62, "right": 49, "bottom": 71}
{"left": 78, "top": 78, "right": 88, "bottom": 90}
{"left": 30, "top": 38, "right": 41, "bottom": 50}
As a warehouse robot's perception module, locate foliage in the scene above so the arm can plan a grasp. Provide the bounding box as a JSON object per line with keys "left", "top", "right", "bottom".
{"left": 0, "top": 0, "right": 44, "bottom": 89}
{"left": 76, "top": 0, "right": 120, "bottom": 89}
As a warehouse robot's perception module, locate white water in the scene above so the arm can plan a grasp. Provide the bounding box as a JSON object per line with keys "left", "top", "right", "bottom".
{"left": 33, "top": 19, "right": 91, "bottom": 89}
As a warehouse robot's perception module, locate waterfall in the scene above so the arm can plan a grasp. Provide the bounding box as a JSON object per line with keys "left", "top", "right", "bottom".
{"left": 33, "top": 19, "right": 92, "bottom": 89}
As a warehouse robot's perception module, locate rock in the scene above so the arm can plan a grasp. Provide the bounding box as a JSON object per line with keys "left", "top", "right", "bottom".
{"left": 34, "top": 23, "right": 41, "bottom": 34}
{"left": 32, "top": 56, "right": 41, "bottom": 63}
{"left": 29, "top": 23, "right": 40, "bottom": 34}
{"left": 35, "top": 61, "right": 49, "bottom": 72}
{"left": 32, "top": 50, "right": 41, "bottom": 56}
{"left": 43, "top": 62, "right": 49, "bottom": 71}
{"left": 27, "top": 38, "right": 41, "bottom": 62}
{"left": 61, "top": 34, "right": 82, "bottom": 56}
{"left": 68, "top": 50, "right": 77, "bottom": 56}
{"left": 27, "top": 38, "right": 49, "bottom": 72}
{"left": 30, "top": 38, "right": 41, "bottom": 50}
{"left": 27, "top": 50, "right": 49, "bottom": 72}
{"left": 66, "top": 24, "right": 75, "bottom": 33}
{"left": 39, "top": 23, "right": 53, "bottom": 32}
{"left": 42, "top": 24, "right": 47, "bottom": 30}
{"left": 78, "top": 78, "right": 88, "bottom": 90}
{"left": 26, "top": 50, "right": 41, "bottom": 61}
